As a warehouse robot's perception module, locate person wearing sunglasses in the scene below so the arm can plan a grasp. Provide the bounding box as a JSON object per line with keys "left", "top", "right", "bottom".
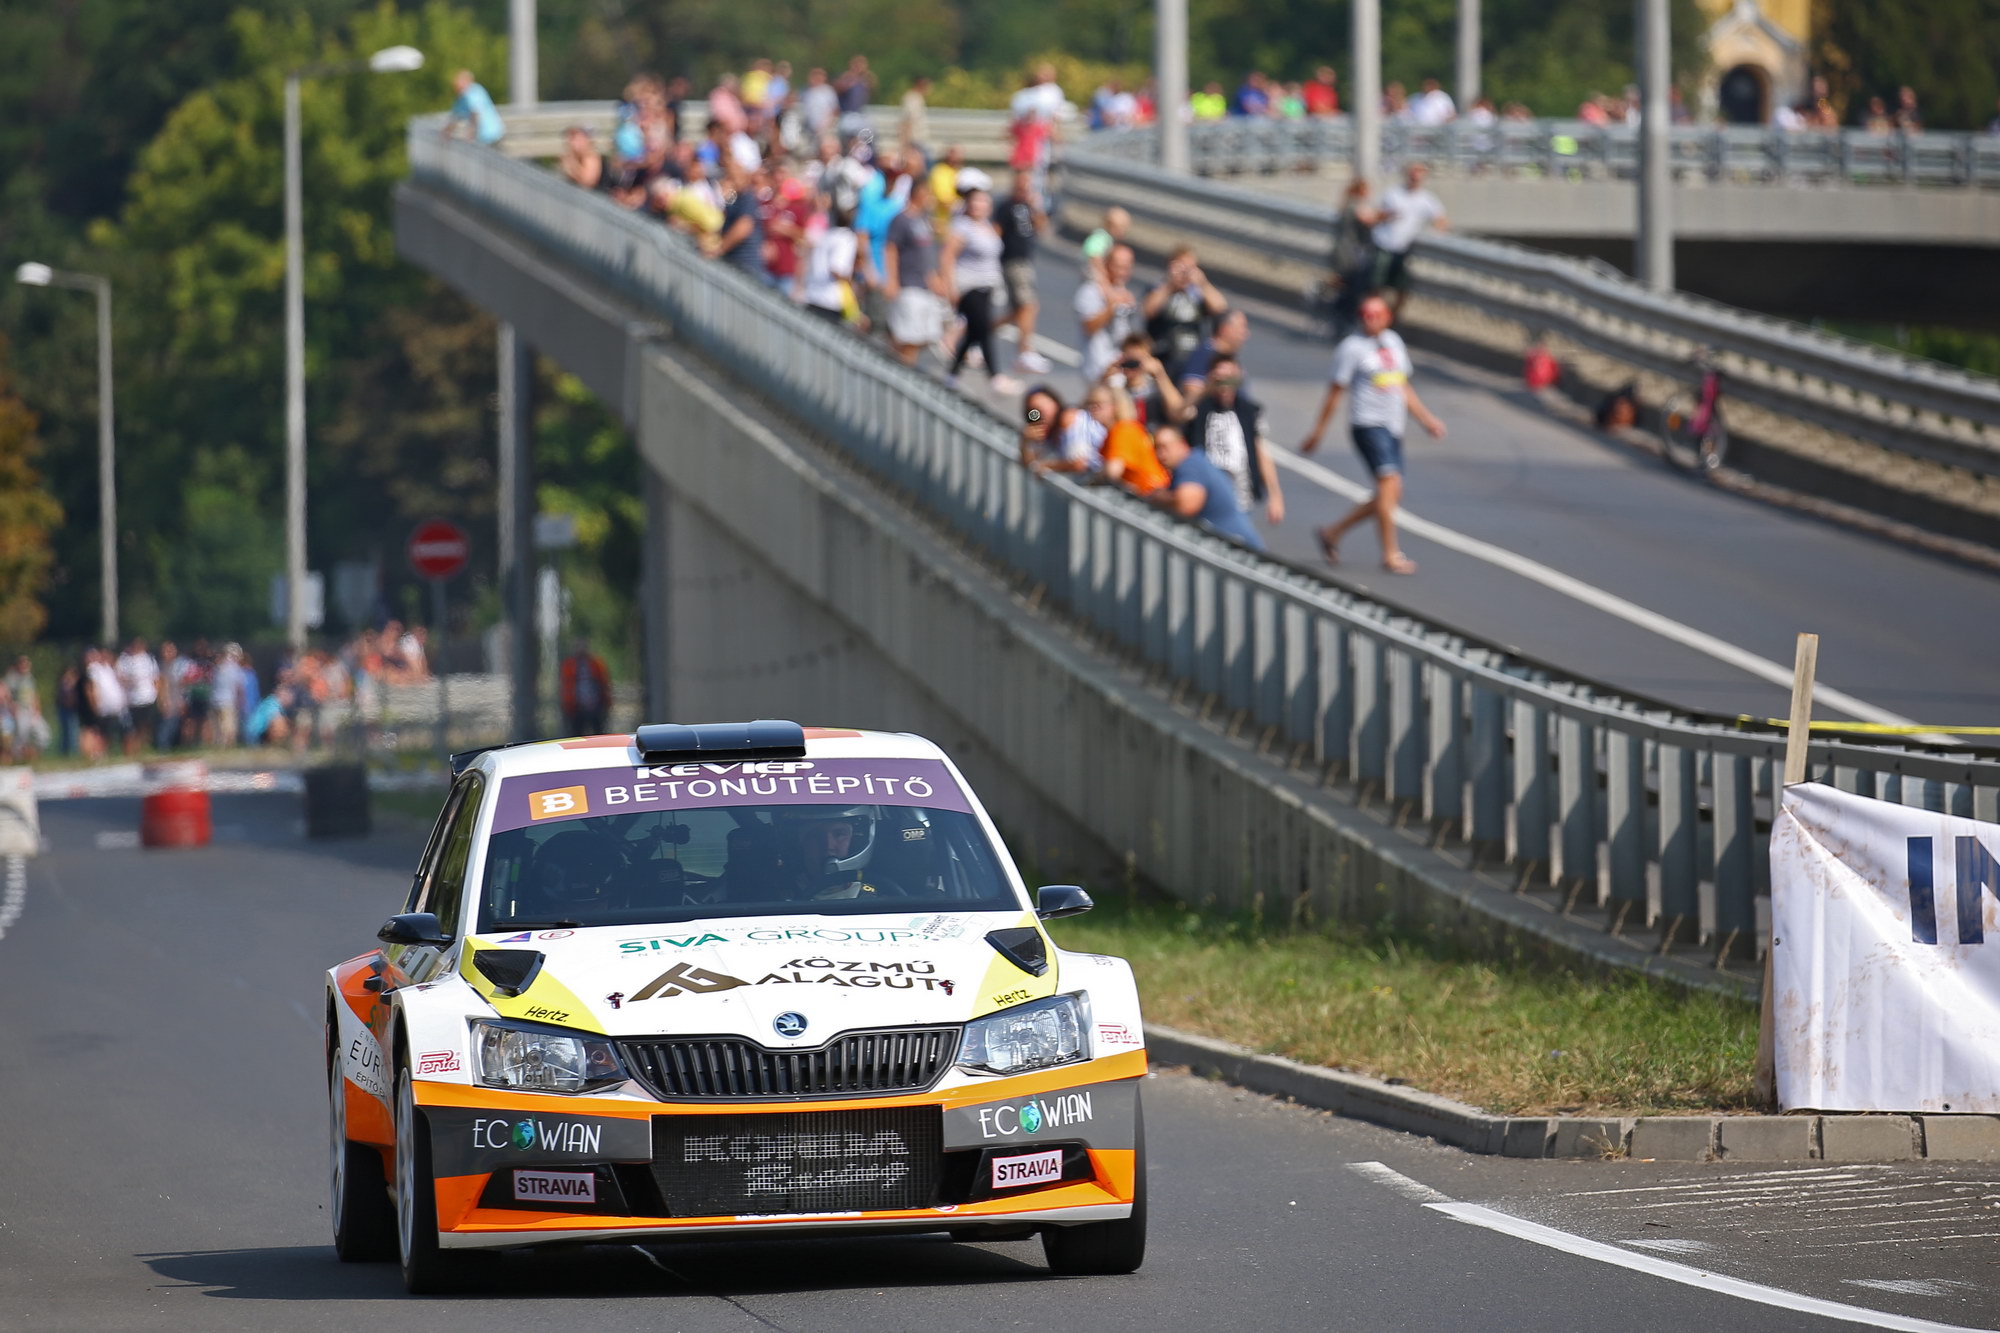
{"left": 1183, "top": 355, "right": 1283, "bottom": 531}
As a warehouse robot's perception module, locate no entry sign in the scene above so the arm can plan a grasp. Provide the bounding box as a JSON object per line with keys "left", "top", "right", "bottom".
{"left": 407, "top": 519, "right": 470, "bottom": 581}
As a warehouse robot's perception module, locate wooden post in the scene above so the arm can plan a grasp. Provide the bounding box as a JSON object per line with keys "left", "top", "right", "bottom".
{"left": 1782, "top": 632, "right": 1819, "bottom": 786}
{"left": 1757, "top": 632, "right": 1818, "bottom": 1109}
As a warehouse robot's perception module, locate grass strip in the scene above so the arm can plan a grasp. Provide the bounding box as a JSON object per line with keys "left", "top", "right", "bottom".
{"left": 1046, "top": 894, "right": 1758, "bottom": 1117}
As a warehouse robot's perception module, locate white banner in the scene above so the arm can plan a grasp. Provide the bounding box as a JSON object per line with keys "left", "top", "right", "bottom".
{"left": 1772, "top": 782, "right": 2000, "bottom": 1112}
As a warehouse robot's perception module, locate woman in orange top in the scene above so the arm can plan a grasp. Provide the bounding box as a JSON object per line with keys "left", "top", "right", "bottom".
{"left": 1094, "top": 385, "right": 1170, "bottom": 495}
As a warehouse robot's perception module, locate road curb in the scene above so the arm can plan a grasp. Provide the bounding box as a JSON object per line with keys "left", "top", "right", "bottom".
{"left": 1143, "top": 1025, "right": 2000, "bottom": 1162}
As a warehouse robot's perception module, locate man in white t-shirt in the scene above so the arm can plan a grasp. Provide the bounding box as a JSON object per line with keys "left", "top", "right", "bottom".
{"left": 1371, "top": 163, "right": 1447, "bottom": 315}
{"left": 115, "top": 637, "right": 160, "bottom": 753}
{"left": 1074, "top": 244, "right": 1141, "bottom": 382}
{"left": 1410, "top": 78, "right": 1456, "bottom": 126}
{"left": 1298, "top": 295, "right": 1446, "bottom": 574}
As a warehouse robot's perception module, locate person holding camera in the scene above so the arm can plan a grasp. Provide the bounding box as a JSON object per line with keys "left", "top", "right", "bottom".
{"left": 1017, "top": 387, "right": 1104, "bottom": 476}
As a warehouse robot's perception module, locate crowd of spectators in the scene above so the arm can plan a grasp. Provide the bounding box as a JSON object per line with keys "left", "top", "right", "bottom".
{"left": 26, "top": 624, "right": 436, "bottom": 763}
{"left": 552, "top": 60, "right": 1072, "bottom": 391}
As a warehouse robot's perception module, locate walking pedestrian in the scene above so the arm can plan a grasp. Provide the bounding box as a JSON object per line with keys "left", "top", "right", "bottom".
{"left": 998, "top": 171, "right": 1052, "bottom": 374}
{"left": 1371, "top": 164, "right": 1447, "bottom": 316}
{"left": 560, "top": 640, "right": 611, "bottom": 736}
{"left": 940, "top": 187, "right": 1020, "bottom": 393}
{"left": 1300, "top": 294, "right": 1447, "bottom": 574}
{"left": 883, "top": 179, "right": 946, "bottom": 366}
{"left": 1328, "top": 179, "right": 1383, "bottom": 338}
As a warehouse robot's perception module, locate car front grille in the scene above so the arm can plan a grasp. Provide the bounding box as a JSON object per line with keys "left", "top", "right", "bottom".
{"left": 651, "top": 1106, "right": 944, "bottom": 1215}
{"left": 617, "top": 1026, "right": 961, "bottom": 1101}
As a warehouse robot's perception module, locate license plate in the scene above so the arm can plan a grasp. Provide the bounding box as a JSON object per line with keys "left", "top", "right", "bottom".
{"left": 513, "top": 1169, "right": 597, "bottom": 1204}
{"left": 991, "top": 1148, "right": 1063, "bottom": 1189}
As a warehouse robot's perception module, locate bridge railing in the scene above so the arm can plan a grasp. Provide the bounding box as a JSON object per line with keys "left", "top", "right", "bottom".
{"left": 1091, "top": 115, "right": 2000, "bottom": 188}
{"left": 1062, "top": 142, "right": 2000, "bottom": 479}
{"left": 408, "top": 121, "right": 2000, "bottom": 967}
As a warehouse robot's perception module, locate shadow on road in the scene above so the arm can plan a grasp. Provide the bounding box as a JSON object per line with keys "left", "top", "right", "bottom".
{"left": 137, "top": 1233, "right": 1056, "bottom": 1301}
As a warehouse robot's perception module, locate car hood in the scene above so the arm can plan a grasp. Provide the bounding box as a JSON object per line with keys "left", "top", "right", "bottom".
{"left": 459, "top": 909, "right": 1061, "bottom": 1040}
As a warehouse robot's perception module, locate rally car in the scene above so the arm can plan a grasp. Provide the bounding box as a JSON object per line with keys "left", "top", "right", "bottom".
{"left": 326, "top": 720, "right": 1147, "bottom": 1292}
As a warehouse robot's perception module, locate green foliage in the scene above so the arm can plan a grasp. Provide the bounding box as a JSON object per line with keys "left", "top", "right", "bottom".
{"left": 531, "top": 372, "right": 644, "bottom": 681}
{"left": 928, "top": 52, "right": 1153, "bottom": 110}
{"left": 1049, "top": 893, "right": 1760, "bottom": 1115}
{"left": 0, "top": 342, "right": 62, "bottom": 648}
{"left": 71, "top": 2, "right": 508, "bottom": 638}
{"left": 1815, "top": 0, "right": 2000, "bottom": 128}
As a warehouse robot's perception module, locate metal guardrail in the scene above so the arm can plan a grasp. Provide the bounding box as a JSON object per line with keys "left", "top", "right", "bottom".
{"left": 1090, "top": 115, "right": 2000, "bottom": 189}
{"left": 1063, "top": 142, "right": 2000, "bottom": 479}
{"left": 489, "top": 100, "right": 1016, "bottom": 163}
{"left": 406, "top": 122, "right": 2000, "bottom": 965}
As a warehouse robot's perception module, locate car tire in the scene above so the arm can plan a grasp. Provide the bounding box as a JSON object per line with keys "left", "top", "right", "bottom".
{"left": 329, "top": 1057, "right": 397, "bottom": 1262}
{"left": 1041, "top": 1101, "right": 1147, "bottom": 1275}
{"left": 394, "top": 1063, "right": 476, "bottom": 1294}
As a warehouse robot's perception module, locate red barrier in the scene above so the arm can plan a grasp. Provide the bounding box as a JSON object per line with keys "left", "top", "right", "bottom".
{"left": 141, "top": 788, "right": 211, "bottom": 848}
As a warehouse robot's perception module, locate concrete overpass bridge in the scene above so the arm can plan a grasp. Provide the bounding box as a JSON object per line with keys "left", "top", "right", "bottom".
{"left": 1089, "top": 120, "right": 2000, "bottom": 327}
{"left": 392, "top": 122, "right": 2000, "bottom": 994}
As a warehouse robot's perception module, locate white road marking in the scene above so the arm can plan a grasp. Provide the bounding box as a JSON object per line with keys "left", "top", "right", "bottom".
{"left": 94, "top": 830, "right": 141, "bottom": 850}
{"left": 1348, "top": 1159, "right": 1995, "bottom": 1331}
{"left": 1847, "top": 1280, "right": 1973, "bottom": 1298}
{"left": 1270, "top": 447, "right": 1918, "bottom": 727}
{"left": 1345, "top": 1161, "right": 1450, "bottom": 1204}
{"left": 1029, "top": 322, "right": 1922, "bottom": 728}
{"left": 0, "top": 856, "right": 23, "bottom": 941}
{"left": 1429, "top": 1201, "right": 1993, "bottom": 1332}
{"left": 1625, "top": 1237, "right": 1717, "bottom": 1255}
{"left": 994, "top": 324, "right": 1084, "bottom": 367}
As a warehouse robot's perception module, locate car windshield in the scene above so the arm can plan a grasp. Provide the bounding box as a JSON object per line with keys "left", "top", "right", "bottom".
{"left": 478, "top": 802, "right": 1021, "bottom": 931}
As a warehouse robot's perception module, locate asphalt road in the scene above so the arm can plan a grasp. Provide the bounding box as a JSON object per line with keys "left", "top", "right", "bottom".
{"left": 979, "top": 234, "right": 2000, "bottom": 726}
{"left": 5, "top": 794, "right": 1999, "bottom": 1332}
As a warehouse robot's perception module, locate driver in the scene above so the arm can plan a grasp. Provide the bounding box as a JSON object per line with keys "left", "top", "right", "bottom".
{"left": 519, "top": 827, "right": 627, "bottom": 916}
{"left": 773, "top": 805, "right": 900, "bottom": 900}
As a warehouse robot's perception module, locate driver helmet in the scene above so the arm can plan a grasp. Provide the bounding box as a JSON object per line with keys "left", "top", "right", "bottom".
{"left": 773, "top": 804, "right": 878, "bottom": 898}
{"left": 526, "top": 828, "right": 626, "bottom": 907}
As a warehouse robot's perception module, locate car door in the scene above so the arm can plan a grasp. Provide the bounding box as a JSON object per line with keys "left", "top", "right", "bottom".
{"left": 389, "top": 772, "right": 484, "bottom": 986}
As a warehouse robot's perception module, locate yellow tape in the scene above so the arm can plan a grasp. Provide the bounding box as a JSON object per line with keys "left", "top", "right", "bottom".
{"left": 1739, "top": 717, "right": 2000, "bottom": 736}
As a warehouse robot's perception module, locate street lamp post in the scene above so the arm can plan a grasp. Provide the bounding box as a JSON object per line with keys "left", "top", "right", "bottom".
{"left": 16, "top": 261, "right": 117, "bottom": 646}
{"left": 282, "top": 44, "right": 424, "bottom": 654}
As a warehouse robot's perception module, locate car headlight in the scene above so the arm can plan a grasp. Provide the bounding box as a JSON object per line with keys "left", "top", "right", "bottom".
{"left": 957, "top": 994, "right": 1088, "bottom": 1076}
{"left": 471, "top": 1019, "right": 625, "bottom": 1093}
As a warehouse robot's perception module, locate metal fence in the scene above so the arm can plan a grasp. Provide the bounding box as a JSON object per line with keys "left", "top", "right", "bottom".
{"left": 1061, "top": 144, "right": 2000, "bottom": 479}
{"left": 407, "top": 123, "right": 2000, "bottom": 965}
{"left": 1090, "top": 114, "right": 2000, "bottom": 189}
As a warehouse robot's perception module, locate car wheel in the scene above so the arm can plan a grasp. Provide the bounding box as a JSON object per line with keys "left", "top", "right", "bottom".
{"left": 394, "top": 1063, "right": 475, "bottom": 1293}
{"left": 1041, "top": 1102, "right": 1147, "bottom": 1275}
{"left": 329, "top": 1056, "right": 396, "bottom": 1262}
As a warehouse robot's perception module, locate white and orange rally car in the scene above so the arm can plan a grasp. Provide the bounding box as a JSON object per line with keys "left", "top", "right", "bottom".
{"left": 326, "top": 721, "right": 1147, "bottom": 1292}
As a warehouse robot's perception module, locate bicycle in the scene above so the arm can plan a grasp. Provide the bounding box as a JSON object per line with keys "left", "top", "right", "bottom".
{"left": 1658, "top": 353, "right": 1730, "bottom": 474}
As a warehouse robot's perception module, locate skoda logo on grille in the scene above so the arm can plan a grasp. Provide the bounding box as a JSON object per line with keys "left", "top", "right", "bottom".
{"left": 772, "top": 1012, "right": 808, "bottom": 1039}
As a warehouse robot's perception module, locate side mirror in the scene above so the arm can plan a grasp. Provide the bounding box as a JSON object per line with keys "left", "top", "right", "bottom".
{"left": 378, "top": 912, "right": 452, "bottom": 947}
{"left": 1035, "top": 885, "right": 1094, "bottom": 919}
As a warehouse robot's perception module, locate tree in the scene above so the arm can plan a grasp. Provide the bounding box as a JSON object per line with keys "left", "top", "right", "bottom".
{"left": 80, "top": 1, "right": 507, "bottom": 637}
{"left": 1815, "top": 0, "right": 1999, "bottom": 127}
{"left": 0, "top": 341, "right": 63, "bottom": 648}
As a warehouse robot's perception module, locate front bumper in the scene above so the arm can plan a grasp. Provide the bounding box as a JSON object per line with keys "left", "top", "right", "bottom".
{"left": 416, "top": 1049, "right": 1145, "bottom": 1249}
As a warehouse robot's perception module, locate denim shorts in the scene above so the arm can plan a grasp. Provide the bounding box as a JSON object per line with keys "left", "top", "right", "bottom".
{"left": 1351, "top": 424, "right": 1405, "bottom": 477}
